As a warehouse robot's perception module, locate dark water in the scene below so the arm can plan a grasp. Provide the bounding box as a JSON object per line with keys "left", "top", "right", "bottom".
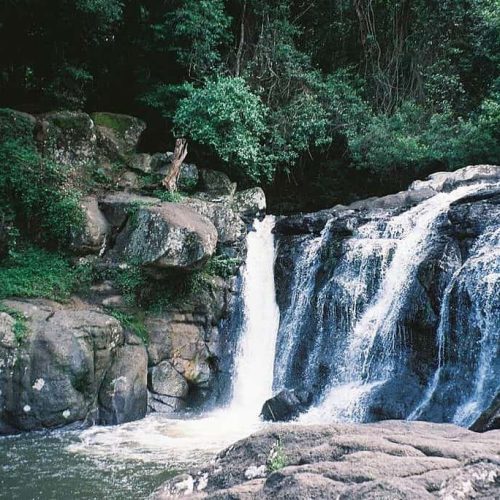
{"left": 0, "top": 413, "right": 259, "bottom": 500}
{"left": 0, "top": 429, "right": 177, "bottom": 500}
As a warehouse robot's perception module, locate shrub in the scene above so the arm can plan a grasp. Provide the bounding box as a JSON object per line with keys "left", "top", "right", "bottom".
{"left": 0, "top": 120, "right": 84, "bottom": 248}
{"left": 173, "top": 77, "right": 270, "bottom": 182}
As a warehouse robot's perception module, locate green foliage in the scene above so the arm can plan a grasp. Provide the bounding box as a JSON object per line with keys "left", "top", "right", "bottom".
{"left": 174, "top": 76, "right": 270, "bottom": 181}
{"left": 0, "top": 304, "right": 29, "bottom": 343}
{"left": 104, "top": 308, "right": 149, "bottom": 344}
{"left": 0, "top": 247, "right": 77, "bottom": 301}
{"left": 0, "top": 114, "right": 84, "bottom": 247}
{"left": 267, "top": 438, "right": 287, "bottom": 473}
{"left": 160, "top": 0, "right": 231, "bottom": 77}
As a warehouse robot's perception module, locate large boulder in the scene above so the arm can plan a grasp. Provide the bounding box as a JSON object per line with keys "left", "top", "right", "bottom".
{"left": 69, "top": 196, "right": 110, "bottom": 254}
{"left": 410, "top": 164, "right": 500, "bottom": 192}
{"left": 182, "top": 198, "right": 246, "bottom": 249}
{"left": 114, "top": 203, "right": 217, "bottom": 271}
{"left": 37, "top": 111, "right": 97, "bottom": 167}
{"left": 0, "top": 300, "right": 148, "bottom": 434}
{"left": 148, "top": 361, "right": 189, "bottom": 413}
{"left": 154, "top": 421, "right": 500, "bottom": 499}
{"left": 199, "top": 169, "right": 236, "bottom": 197}
{"left": 261, "top": 389, "right": 312, "bottom": 422}
{"left": 232, "top": 187, "right": 267, "bottom": 222}
{"left": 99, "top": 192, "right": 160, "bottom": 229}
{"left": 92, "top": 112, "right": 146, "bottom": 160}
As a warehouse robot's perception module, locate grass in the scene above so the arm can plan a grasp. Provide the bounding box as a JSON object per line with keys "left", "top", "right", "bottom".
{"left": 267, "top": 438, "right": 288, "bottom": 472}
{"left": 0, "top": 246, "right": 77, "bottom": 301}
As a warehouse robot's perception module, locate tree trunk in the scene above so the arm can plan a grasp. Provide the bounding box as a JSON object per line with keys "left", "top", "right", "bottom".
{"left": 162, "top": 138, "right": 188, "bottom": 192}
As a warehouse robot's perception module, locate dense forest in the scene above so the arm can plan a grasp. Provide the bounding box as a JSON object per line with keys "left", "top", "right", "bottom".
{"left": 1, "top": 0, "right": 499, "bottom": 210}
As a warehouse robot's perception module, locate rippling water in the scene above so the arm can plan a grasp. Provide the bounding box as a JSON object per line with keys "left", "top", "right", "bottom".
{"left": 0, "top": 412, "right": 265, "bottom": 500}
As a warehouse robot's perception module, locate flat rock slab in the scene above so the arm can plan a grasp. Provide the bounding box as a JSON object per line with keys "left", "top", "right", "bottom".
{"left": 153, "top": 421, "right": 500, "bottom": 499}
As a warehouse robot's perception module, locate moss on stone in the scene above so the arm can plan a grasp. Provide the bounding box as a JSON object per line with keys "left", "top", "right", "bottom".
{"left": 92, "top": 112, "right": 139, "bottom": 135}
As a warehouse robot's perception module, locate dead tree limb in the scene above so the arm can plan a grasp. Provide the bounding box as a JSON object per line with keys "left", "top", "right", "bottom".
{"left": 162, "top": 138, "right": 188, "bottom": 192}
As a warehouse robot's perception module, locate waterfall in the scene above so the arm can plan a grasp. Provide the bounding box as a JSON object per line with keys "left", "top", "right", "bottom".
{"left": 229, "top": 215, "right": 280, "bottom": 416}
{"left": 286, "top": 183, "right": 500, "bottom": 423}
{"left": 410, "top": 226, "right": 500, "bottom": 425}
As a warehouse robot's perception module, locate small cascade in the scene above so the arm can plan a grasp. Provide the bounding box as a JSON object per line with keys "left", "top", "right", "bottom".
{"left": 229, "top": 215, "right": 280, "bottom": 416}
{"left": 410, "top": 226, "right": 500, "bottom": 425}
{"left": 273, "top": 223, "right": 330, "bottom": 389}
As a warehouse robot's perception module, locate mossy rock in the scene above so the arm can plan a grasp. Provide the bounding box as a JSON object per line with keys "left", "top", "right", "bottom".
{"left": 0, "top": 108, "right": 36, "bottom": 145}
{"left": 38, "top": 111, "right": 97, "bottom": 167}
{"left": 91, "top": 112, "right": 146, "bottom": 158}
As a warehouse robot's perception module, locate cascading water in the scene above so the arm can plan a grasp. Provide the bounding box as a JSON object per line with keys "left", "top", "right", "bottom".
{"left": 271, "top": 182, "right": 500, "bottom": 424}
{"left": 229, "top": 215, "right": 280, "bottom": 415}
{"left": 410, "top": 226, "right": 500, "bottom": 425}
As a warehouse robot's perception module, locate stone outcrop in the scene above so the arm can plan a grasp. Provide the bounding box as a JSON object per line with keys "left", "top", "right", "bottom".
{"left": 154, "top": 421, "right": 500, "bottom": 499}
{"left": 261, "top": 390, "right": 312, "bottom": 422}
{"left": 114, "top": 203, "right": 218, "bottom": 271}
{"left": 0, "top": 300, "right": 148, "bottom": 434}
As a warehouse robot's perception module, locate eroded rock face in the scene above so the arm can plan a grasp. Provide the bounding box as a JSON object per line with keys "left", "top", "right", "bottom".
{"left": 0, "top": 300, "right": 148, "bottom": 433}
{"left": 232, "top": 187, "right": 267, "bottom": 222}
{"left": 114, "top": 203, "right": 218, "bottom": 270}
{"left": 153, "top": 421, "right": 500, "bottom": 499}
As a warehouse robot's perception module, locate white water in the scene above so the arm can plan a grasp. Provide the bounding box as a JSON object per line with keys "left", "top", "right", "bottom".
{"left": 69, "top": 216, "right": 280, "bottom": 464}
{"left": 229, "top": 215, "right": 281, "bottom": 415}
{"left": 304, "top": 184, "right": 494, "bottom": 423}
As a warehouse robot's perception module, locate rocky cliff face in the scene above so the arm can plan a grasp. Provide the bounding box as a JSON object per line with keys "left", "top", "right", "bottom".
{"left": 0, "top": 110, "right": 266, "bottom": 434}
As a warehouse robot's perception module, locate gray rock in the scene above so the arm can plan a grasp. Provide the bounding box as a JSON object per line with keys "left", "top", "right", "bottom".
{"left": 232, "top": 187, "right": 267, "bottom": 221}
{"left": 92, "top": 112, "right": 146, "bottom": 160}
{"left": 128, "top": 153, "right": 152, "bottom": 174}
{"left": 145, "top": 315, "right": 214, "bottom": 388}
{"left": 199, "top": 169, "right": 237, "bottom": 197}
{"left": 148, "top": 391, "right": 185, "bottom": 413}
{"left": 151, "top": 154, "right": 199, "bottom": 192}
{"left": 261, "top": 389, "right": 312, "bottom": 422}
{"left": 37, "top": 111, "right": 97, "bottom": 167}
{"left": 410, "top": 164, "right": 500, "bottom": 193}
{"left": 114, "top": 203, "right": 217, "bottom": 271}
{"left": 98, "top": 340, "right": 148, "bottom": 425}
{"left": 150, "top": 361, "right": 189, "bottom": 398}
{"left": 0, "top": 300, "right": 123, "bottom": 432}
{"left": 70, "top": 196, "right": 109, "bottom": 254}
{"left": 182, "top": 198, "right": 246, "bottom": 247}
{"left": 99, "top": 192, "right": 160, "bottom": 229}
{"left": 154, "top": 421, "right": 500, "bottom": 499}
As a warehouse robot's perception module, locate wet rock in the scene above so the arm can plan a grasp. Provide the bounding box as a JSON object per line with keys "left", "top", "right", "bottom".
{"left": 470, "top": 393, "right": 500, "bottom": 432}
{"left": 261, "top": 389, "right": 312, "bottom": 422}
{"left": 154, "top": 421, "right": 500, "bottom": 499}
{"left": 98, "top": 339, "right": 148, "bottom": 425}
{"left": 69, "top": 196, "right": 109, "bottom": 254}
{"left": 232, "top": 187, "right": 267, "bottom": 222}
{"left": 114, "top": 203, "right": 217, "bottom": 271}
{"left": 37, "top": 111, "right": 97, "bottom": 167}
{"left": 199, "top": 169, "right": 236, "bottom": 197}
